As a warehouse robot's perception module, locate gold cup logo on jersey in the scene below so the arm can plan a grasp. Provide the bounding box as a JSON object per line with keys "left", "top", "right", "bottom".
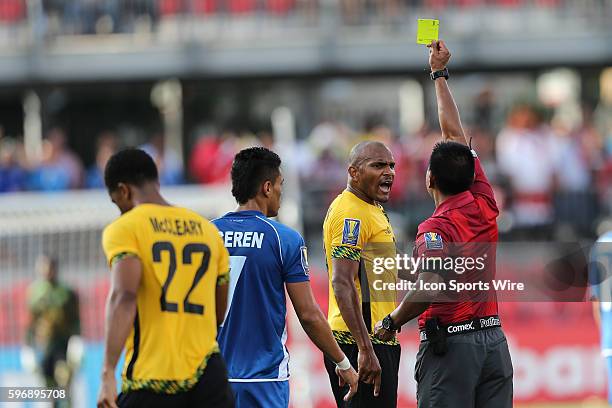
{"left": 342, "top": 218, "right": 361, "bottom": 246}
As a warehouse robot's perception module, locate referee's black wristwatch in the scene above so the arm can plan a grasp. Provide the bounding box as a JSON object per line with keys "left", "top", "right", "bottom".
{"left": 430, "top": 68, "right": 449, "bottom": 81}
{"left": 382, "top": 314, "right": 399, "bottom": 332}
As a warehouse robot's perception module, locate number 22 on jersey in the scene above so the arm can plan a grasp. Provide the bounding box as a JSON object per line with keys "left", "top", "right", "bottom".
{"left": 151, "top": 240, "right": 211, "bottom": 315}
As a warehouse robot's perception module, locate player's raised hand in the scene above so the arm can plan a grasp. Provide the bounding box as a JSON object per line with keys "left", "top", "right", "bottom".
{"left": 97, "top": 371, "right": 118, "bottom": 408}
{"left": 428, "top": 40, "right": 451, "bottom": 72}
{"left": 336, "top": 365, "right": 359, "bottom": 401}
{"left": 357, "top": 348, "right": 382, "bottom": 397}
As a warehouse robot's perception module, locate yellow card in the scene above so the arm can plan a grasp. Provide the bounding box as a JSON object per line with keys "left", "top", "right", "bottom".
{"left": 417, "top": 19, "right": 439, "bottom": 45}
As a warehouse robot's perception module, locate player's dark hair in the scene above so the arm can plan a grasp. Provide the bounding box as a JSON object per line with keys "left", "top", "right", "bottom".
{"left": 231, "top": 147, "right": 281, "bottom": 204}
{"left": 104, "top": 148, "right": 158, "bottom": 192}
{"left": 429, "top": 141, "right": 475, "bottom": 195}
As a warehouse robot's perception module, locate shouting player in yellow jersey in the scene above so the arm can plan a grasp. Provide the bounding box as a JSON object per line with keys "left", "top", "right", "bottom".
{"left": 97, "top": 149, "right": 234, "bottom": 408}
{"left": 323, "top": 141, "right": 400, "bottom": 407}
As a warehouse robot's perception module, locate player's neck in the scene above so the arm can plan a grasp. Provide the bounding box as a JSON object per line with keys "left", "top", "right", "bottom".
{"left": 133, "top": 184, "right": 171, "bottom": 207}
{"left": 236, "top": 200, "right": 267, "bottom": 216}
{"left": 346, "top": 184, "right": 374, "bottom": 205}
{"left": 433, "top": 190, "right": 451, "bottom": 208}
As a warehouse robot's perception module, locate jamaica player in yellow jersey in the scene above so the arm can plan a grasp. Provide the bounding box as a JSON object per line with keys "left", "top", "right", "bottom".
{"left": 323, "top": 141, "right": 400, "bottom": 407}
{"left": 97, "top": 149, "right": 234, "bottom": 408}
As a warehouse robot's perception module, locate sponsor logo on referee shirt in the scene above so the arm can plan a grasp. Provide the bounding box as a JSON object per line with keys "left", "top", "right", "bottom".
{"left": 342, "top": 218, "right": 361, "bottom": 246}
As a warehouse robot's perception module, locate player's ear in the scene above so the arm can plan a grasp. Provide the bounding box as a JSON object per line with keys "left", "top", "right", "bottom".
{"left": 427, "top": 174, "right": 436, "bottom": 190}
{"left": 117, "top": 182, "right": 130, "bottom": 200}
{"left": 348, "top": 165, "right": 359, "bottom": 182}
{"left": 262, "top": 180, "right": 272, "bottom": 198}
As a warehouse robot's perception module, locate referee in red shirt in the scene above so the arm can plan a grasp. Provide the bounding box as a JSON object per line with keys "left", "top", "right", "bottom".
{"left": 374, "top": 40, "right": 513, "bottom": 407}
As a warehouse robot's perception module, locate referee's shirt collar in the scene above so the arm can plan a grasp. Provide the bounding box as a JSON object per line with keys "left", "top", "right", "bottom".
{"left": 432, "top": 190, "right": 474, "bottom": 217}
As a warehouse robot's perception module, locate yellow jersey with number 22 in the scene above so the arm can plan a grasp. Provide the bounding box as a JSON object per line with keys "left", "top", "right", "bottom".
{"left": 102, "top": 203, "right": 229, "bottom": 394}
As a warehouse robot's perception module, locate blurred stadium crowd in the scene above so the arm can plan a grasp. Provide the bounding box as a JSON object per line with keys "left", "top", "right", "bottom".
{"left": 0, "top": 0, "right": 609, "bottom": 36}
{"left": 0, "top": 0, "right": 608, "bottom": 246}
{"left": 1, "top": 93, "right": 611, "bottom": 241}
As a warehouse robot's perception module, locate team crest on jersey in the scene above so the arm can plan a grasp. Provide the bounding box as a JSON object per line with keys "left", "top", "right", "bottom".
{"left": 342, "top": 218, "right": 361, "bottom": 246}
{"left": 300, "top": 246, "right": 310, "bottom": 276}
{"left": 424, "top": 232, "right": 443, "bottom": 250}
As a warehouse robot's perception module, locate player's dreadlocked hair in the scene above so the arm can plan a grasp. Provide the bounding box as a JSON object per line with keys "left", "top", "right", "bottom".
{"left": 231, "top": 147, "right": 281, "bottom": 204}
{"left": 104, "top": 148, "right": 158, "bottom": 192}
{"left": 429, "top": 141, "right": 475, "bottom": 195}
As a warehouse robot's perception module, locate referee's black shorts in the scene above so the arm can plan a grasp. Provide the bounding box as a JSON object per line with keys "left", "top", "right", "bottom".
{"left": 324, "top": 343, "right": 401, "bottom": 408}
{"left": 416, "top": 327, "right": 513, "bottom": 408}
{"left": 117, "top": 352, "right": 234, "bottom": 408}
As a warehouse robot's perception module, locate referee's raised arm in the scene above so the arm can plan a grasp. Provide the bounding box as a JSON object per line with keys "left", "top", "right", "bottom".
{"left": 428, "top": 40, "right": 467, "bottom": 146}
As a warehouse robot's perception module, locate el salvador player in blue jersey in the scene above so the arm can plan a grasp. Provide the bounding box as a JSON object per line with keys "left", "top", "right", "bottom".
{"left": 591, "top": 230, "right": 612, "bottom": 405}
{"left": 213, "top": 147, "right": 359, "bottom": 408}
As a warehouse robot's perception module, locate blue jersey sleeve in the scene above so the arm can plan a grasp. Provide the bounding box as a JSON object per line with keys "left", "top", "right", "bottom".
{"left": 281, "top": 231, "right": 310, "bottom": 283}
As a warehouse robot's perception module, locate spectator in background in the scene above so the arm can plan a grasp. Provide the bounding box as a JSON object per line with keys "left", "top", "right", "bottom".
{"left": 0, "top": 0, "right": 26, "bottom": 29}
{"left": 140, "top": 130, "right": 184, "bottom": 185}
{"left": 86, "top": 130, "right": 118, "bottom": 189}
{"left": 496, "top": 103, "right": 559, "bottom": 239}
{"left": 257, "top": 129, "right": 275, "bottom": 150}
{"left": 0, "top": 137, "right": 27, "bottom": 192}
{"left": 403, "top": 125, "right": 442, "bottom": 199}
{"left": 303, "top": 120, "right": 351, "bottom": 190}
{"left": 553, "top": 103, "right": 604, "bottom": 237}
{"left": 189, "top": 127, "right": 239, "bottom": 184}
{"left": 468, "top": 126, "right": 497, "bottom": 170}
{"left": 29, "top": 127, "right": 84, "bottom": 192}
{"left": 594, "top": 71, "right": 612, "bottom": 217}
{"left": 340, "top": 0, "right": 364, "bottom": 24}
{"left": 389, "top": 125, "right": 440, "bottom": 235}
{"left": 190, "top": 125, "right": 277, "bottom": 185}
{"left": 473, "top": 87, "right": 495, "bottom": 132}
{"left": 360, "top": 114, "right": 393, "bottom": 143}
{"left": 25, "top": 254, "right": 81, "bottom": 408}
{"left": 554, "top": 103, "right": 602, "bottom": 192}
{"left": 595, "top": 95, "right": 612, "bottom": 158}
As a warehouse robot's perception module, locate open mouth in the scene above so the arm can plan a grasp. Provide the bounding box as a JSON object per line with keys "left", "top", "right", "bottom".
{"left": 379, "top": 180, "right": 393, "bottom": 194}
